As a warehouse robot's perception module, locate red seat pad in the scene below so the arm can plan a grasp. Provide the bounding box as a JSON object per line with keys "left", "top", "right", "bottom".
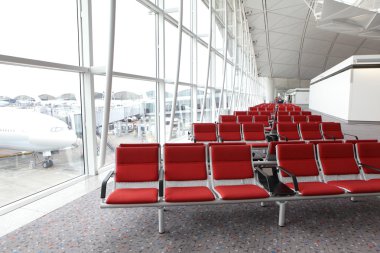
{"left": 106, "top": 188, "right": 158, "bottom": 204}
{"left": 327, "top": 180, "right": 380, "bottom": 193}
{"left": 286, "top": 182, "right": 345, "bottom": 196}
{"left": 165, "top": 186, "right": 215, "bottom": 202}
{"left": 214, "top": 185, "right": 269, "bottom": 200}
{"left": 248, "top": 142, "right": 268, "bottom": 148}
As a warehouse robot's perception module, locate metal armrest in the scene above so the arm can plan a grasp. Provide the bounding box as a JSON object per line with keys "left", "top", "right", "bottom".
{"left": 101, "top": 171, "right": 114, "bottom": 199}
{"left": 255, "top": 167, "right": 273, "bottom": 192}
{"left": 344, "top": 133, "right": 358, "bottom": 140}
{"left": 359, "top": 163, "right": 380, "bottom": 173}
{"left": 277, "top": 166, "right": 299, "bottom": 192}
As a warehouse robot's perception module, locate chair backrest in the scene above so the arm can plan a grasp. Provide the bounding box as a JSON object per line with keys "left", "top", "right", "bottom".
{"left": 317, "top": 143, "right": 360, "bottom": 176}
{"left": 208, "top": 142, "right": 247, "bottom": 147}
{"left": 289, "top": 111, "right": 301, "bottom": 116}
{"left": 259, "top": 111, "right": 272, "bottom": 118}
{"left": 164, "top": 145, "right": 208, "bottom": 181}
{"left": 266, "top": 141, "right": 305, "bottom": 161}
{"left": 277, "top": 144, "right": 320, "bottom": 177}
{"left": 253, "top": 115, "right": 269, "bottom": 127}
{"left": 237, "top": 115, "right": 253, "bottom": 123}
{"left": 277, "top": 115, "right": 292, "bottom": 123}
{"left": 115, "top": 145, "right": 160, "bottom": 183}
{"left": 210, "top": 145, "right": 253, "bottom": 180}
{"left": 292, "top": 115, "right": 307, "bottom": 123}
{"left": 193, "top": 123, "right": 217, "bottom": 142}
{"left": 234, "top": 111, "right": 247, "bottom": 116}
{"left": 248, "top": 111, "right": 260, "bottom": 116}
{"left": 219, "top": 115, "right": 237, "bottom": 123}
{"left": 307, "top": 115, "right": 322, "bottom": 123}
{"left": 119, "top": 143, "right": 159, "bottom": 147}
{"left": 293, "top": 107, "right": 302, "bottom": 112}
{"left": 278, "top": 111, "right": 289, "bottom": 116}
{"left": 278, "top": 107, "right": 286, "bottom": 112}
{"left": 321, "top": 122, "right": 344, "bottom": 140}
{"left": 308, "top": 140, "right": 343, "bottom": 145}
{"left": 277, "top": 123, "right": 301, "bottom": 141}
{"left": 248, "top": 107, "right": 258, "bottom": 111}
{"left": 218, "top": 123, "right": 242, "bottom": 141}
{"left": 356, "top": 142, "right": 380, "bottom": 175}
{"left": 164, "top": 143, "right": 204, "bottom": 147}
{"left": 299, "top": 122, "right": 322, "bottom": 140}
{"left": 242, "top": 123, "right": 266, "bottom": 141}
{"left": 301, "top": 111, "right": 312, "bottom": 116}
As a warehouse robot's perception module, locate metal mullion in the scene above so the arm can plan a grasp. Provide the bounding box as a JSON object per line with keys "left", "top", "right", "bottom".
{"left": 0, "top": 54, "right": 88, "bottom": 73}
{"left": 99, "top": 0, "right": 116, "bottom": 168}
{"left": 168, "top": 0, "right": 183, "bottom": 140}
{"left": 217, "top": 0, "right": 228, "bottom": 118}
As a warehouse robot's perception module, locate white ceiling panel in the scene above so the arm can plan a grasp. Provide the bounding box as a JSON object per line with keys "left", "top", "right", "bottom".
{"left": 335, "top": 34, "right": 365, "bottom": 47}
{"left": 269, "top": 32, "right": 301, "bottom": 51}
{"left": 300, "top": 66, "right": 324, "bottom": 79}
{"left": 355, "top": 47, "right": 380, "bottom": 55}
{"left": 329, "top": 43, "right": 357, "bottom": 58}
{"left": 302, "top": 38, "right": 332, "bottom": 55}
{"left": 270, "top": 49, "right": 299, "bottom": 65}
{"left": 325, "top": 56, "right": 345, "bottom": 69}
{"left": 300, "top": 53, "right": 326, "bottom": 68}
{"left": 244, "top": 0, "right": 380, "bottom": 80}
{"left": 272, "top": 63, "right": 299, "bottom": 78}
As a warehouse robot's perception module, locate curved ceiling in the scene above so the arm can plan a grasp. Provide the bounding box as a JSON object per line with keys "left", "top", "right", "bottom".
{"left": 244, "top": 0, "right": 380, "bottom": 80}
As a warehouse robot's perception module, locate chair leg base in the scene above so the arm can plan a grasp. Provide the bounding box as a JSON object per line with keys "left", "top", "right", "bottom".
{"left": 158, "top": 207, "right": 164, "bottom": 234}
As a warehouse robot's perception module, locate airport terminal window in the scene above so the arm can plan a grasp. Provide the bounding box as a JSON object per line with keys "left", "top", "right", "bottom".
{"left": 0, "top": 0, "right": 78, "bottom": 65}
{"left": 0, "top": 65, "right": 84, "bottom": 208}
{"left": 165, "top": 84, "right": 192, "bottom": 140}
{"left": 215, "top": 56, "right": 224, "bottom": 88}
{"left": 196, "top": 88, "right": 212, "bottom": 122}
{"left": 94, "top": 76, "right": 157, "bottom": 165}
{"left": 92, "top": 0, "right": 156, "bottom": 77}
{"left": 197, "top": 43, "right": 209, "bottom": 87}
{"left": 164, "top": 0, "right": 191, "bottom": 30}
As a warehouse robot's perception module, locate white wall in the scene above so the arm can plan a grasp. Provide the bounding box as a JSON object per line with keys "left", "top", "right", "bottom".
{"left": 294, "top": 91, "right": 309, "bottom": 104}
{"left": 349, "top": 68, "right": 380, "bottom": 121}
{"left": 261, "top": 77, "right": 310, "bottom": 102}
{"left": 309, "top": 69, "right": 351, "bottom": 120}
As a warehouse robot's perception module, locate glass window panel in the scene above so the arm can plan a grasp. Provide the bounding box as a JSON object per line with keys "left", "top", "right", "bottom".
{"left": 0, "top": 65, "right": 84, "bottom": 207}
{"left": 0, "top": 0, "right": 79, "bottom": 64}
{"left": 92, "top": 0, "right": 156, "bottom": 77}
{"left": 196, "top": 88, "right": 212, "bottom": 122}
{"left": 215, "top": 56, "right": 223, "bottom": 88}
{"left": 165, "top": 84, "right": 192, "bottom": 140}
{"left": 94, "top": 77, "right": 157, "bottom": 166}
{"left": 197, "top": 0, "right": 209, "bottom": 42}
{"left": 197, "top": 43, "right": 208, "bottom": 87}
{"left": 164, "top": 0, "right": 191, "bottom": 29}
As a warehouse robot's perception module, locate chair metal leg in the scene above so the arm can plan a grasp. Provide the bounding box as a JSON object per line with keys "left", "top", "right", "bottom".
{"left": 277, "top": 201, "right": 286, "bottom": 227}
{"left": 158, "top": 207, "right": 164, "bottom": 234}
{"left": 350, "top": 197, "right": 357, "bottom": 202}
{"left": 260, "top": 201, "right": 266, "bottom": 207}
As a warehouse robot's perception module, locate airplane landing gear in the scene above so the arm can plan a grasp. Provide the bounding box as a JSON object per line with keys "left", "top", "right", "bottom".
{"left": 42, "top": 159, "right": 53, "bottom": 168}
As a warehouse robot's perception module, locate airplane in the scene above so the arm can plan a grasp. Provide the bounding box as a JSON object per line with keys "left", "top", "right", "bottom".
{"left": 0, "top": 108, "right": 77, "bottom": 168}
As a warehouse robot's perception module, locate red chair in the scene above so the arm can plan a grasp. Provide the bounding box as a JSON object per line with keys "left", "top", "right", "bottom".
{"left": 237, "top": 115, "right": 253, "bottom": 124}
{"left": 301, "top": 111, "right": 312, "bottom": 116}
{"left": 317, "top": 143, "right": 380, "bottom": 193}
{"left": 307, "top": 115, "right": 322, "bottom": 123}
{"left": 219, "top": 115, "right": 237, "bottom": 123}
{"left": 210, "top": 145, "right": 269, "bottom": 200}
{"left": 193, "top": 123, "right": 217, "bottom": 142}
{"left": 277, "top": 123, "right": 301, "bottom": 141}
{"left": 253, "top": 115, "right": 271, "bottom": 132}
{"left": 277, "top": 144, "right": 344, "bottom": 196}
{"left": 356, "top": 142, "right": 380, "bottom": 181}
{"left": 260, "top": 111, "right": 272, "bottom": 118}
{"left": 164, "top": 144, "right": 215, "bottom": 202}
{"left": 105, "top": 145, "right": 160, "bottom": 204}
{"left": 248, "top": 111, "right": 260, "bottom": 116}
{"left": 277, "top": 111, "right": 289, "bottom": 116}
{"left": 266, "top": 141, "right": 305, "bottom": 161}
{"left": 234, "top": 111, "right": 247, "bottom": 116}
{"left": 292, "top": 115, "right": 307, "bottom": 123}
{"left": 218, "top": 123, "right": 242, "bottom": 142}
{"left": 293, "top": 107, "right": 302, "bottom": 112}
{"left": 289, "top": 111, "right": 301, "bottom": 116}
{"left": 299, "top": 122, "right": 322, "bottom": 140}
{"left": 242, "top": 123, "right": 268, "bottom": 148}
{"left": 277, "top": 115, "right": 292, "bottom": 123}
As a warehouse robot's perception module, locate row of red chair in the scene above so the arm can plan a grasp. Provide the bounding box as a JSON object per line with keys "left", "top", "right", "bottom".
{"left": 101, "top": 142, "right": 380, "bottom": 233}
{"left": 277, "top": 122, "right": 360, "bottom": 141}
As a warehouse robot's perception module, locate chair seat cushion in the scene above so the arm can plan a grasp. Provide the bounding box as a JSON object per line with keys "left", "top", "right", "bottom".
{"left": 165, "top": 186, "right": 215, "bottom": 202}
{"left": 214, "top": 185, "right": 269, "bottom": 200}
{"left": 248, "top": 142, "right": 268, "bottom": 148}
{"left": 286, "top": 182, "right": 345, "bottom": 196}
{"left": 327, "top": 180, "right": 380, "bottom": 193}
{"left": 106, "top": 188, "right": 158, "bottom": 204}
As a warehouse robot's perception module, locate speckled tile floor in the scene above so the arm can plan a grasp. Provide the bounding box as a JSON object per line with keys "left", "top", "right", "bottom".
{"left": 0, "top": 187, "right": 379, "bottom": 253}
